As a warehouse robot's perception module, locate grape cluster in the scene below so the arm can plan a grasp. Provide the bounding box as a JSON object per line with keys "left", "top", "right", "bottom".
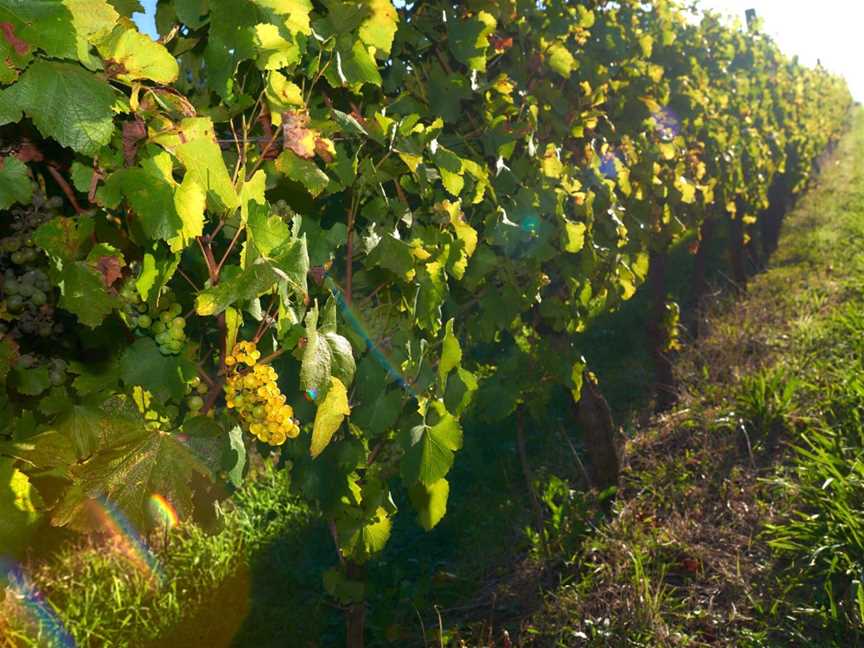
{"left": 224, "top": 341, "right": 299, "bottom": 446}
{"left": 0, "top": 193, "right": 63, "bottom": 340}
{"left": 118, "top": 282, "right": 187, "bottom": 355}
{"left": 16, "top": 354, "right": 68, "bottom": 387}
{"left": 185, "top": 374, "right": 209, "bottom": 414}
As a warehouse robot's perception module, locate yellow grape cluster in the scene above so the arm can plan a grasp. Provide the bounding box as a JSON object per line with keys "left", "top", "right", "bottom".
{"left": 225, "top": 341, "right": 299, "bottom": 445}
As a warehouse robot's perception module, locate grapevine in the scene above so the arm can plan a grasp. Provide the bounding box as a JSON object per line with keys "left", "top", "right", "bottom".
{"left": 0, "top": 1, "right": 851, "bottom": 645}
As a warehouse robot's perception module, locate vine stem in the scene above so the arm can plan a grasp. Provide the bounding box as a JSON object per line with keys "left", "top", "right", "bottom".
{"left": 46, "top": 165, "right": 84, "bottom": 214}
{"left": 345, "top": 194, "right": 358, "bottom": 305}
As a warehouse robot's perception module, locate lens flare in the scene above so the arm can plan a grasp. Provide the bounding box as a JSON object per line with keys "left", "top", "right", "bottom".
{"left": 89, "top": 497, "right": 163, "bottom": 586}
{"left": 329, "top": 283, "right": 417, "bottom": 398}
{"left": 2, "top": 561, "right": 75, "bottom": 648}
{"left": 304, "top": 387, "right": 318, "bottom": 402}
{"left": 147, "top": 494, "right": 179, "bottom": 530}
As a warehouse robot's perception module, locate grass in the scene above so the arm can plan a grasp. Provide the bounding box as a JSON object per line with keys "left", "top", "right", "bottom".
{"left": 0, "top": 463, "right": 315, "bottom": 648}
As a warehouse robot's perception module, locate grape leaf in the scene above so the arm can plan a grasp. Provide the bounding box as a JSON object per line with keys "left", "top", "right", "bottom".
{"left": 0, "top": 156, "right": 31, "bottom": 209}
{"left": 54, "top": 261, "right": 120, "bottom": 328}
{"left": 33, "top": 215, "right": 94, "bottom": 262}
{"left": 195, "top": 235, "right": 308, "bottom": 316}
{"left": 438, "top": 318, "right": 461, "bottom": 383}
{"left": 409, "top": 478, "right": 449, "bottom": 530}
{"left": 275, "top": 150, "right": 329, "bottom": 196}
{"left": 120, "top": 338, "right": 196, "bottom": 403}
{"left": 151, "top": 117, "right": 240, "bottom": 211}
{"left": 337, "top": 505, "right": 391, "bottom": 563}
{"left": 51, "top": 404, "right": 212, "bottom": 530}
{"left": 401, "top": 403, "right": 462, "bottom": 486}
{"left": 310, "top": 376, "right": 351, "bottom": 458}
{"left": 0, "top": 60, "right": 115, "bottom": 155}
{"left": 96, "top": 23, "right": 179, "bottom": 83}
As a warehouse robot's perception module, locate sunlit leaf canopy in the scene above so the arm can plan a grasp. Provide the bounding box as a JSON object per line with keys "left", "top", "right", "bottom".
{"left": 0, "top": 0, "right": 850, "bottom": 584}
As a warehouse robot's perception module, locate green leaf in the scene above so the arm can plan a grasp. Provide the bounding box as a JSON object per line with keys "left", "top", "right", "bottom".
{"left": 325, "top": 332, "right": 356, "bottom": 389}
{"left": 401, "top": 404, "right": 462, "bottom": 485}
{"left": 275, "top": 150, "right": 329, "bottom": 197}
{"left": 0, "top": 0, "right": 117, "bottom": 64}
{"left": 195, "top": 237, "right": 308, "bottom": 316}
{"left": 0, "top": 60, "right": 115, "bottom": 155}
{"left": 333, "top": 37, "right": 382, "bottom": 88}
{"left": 53, "top": 404, "right": 124, "bottom": 460}
{"left": 102, "top": 158, "right": 187, "bottom": 245}
{"left": 54, "top": 261, "right": 120, "bottom": 328}
{"left": 353, "top": 387, "right": 402, "bottom": 438}
{"left": 11, "top": 367, "right": 51, "bottom": 396}
{"left": 135, "top": 249, "right": 180, "bottom": 305}
{"left": 0, "top": 156, "right": 31, "bottom": 209}
{"left": 336, "top": 505, "right": 392, "bottom": 563}
{"left": 120, "top": 338, "right": 195, "bottom": 403}
{"left": 438, "top": 318, "right": 461, "bottom": 383}
{"left": 52, "top": 400, "right": 212, "bottom": 530}
{"left": 0, "top": 458, "right": 42, "bottom": 557}
{"left": 247, "top": 203, "right": 292, "bottom": 258}
{"left": 409, "top": 478, "right": 449, "bottom": 530}
{"left": 447, "top": 10, "right": 495, "bottom": 72}
{"left": 96, "top": 24, "right": 179, "bottom": 83}
{"left": 226, "top": 425, "right": 246, "bottom": 487}
{"left": 33, "top": 216, "right": 94, "bottom": 262}
{"left": 310, "top": 376, "right": 351, "bottom": 458}
{"left": 301, "top": 303, "right": 332, "bottom": 395}
{"left": 368, "top": 234, "right": 414, "bottom": 279}
{"left": 108, "top": 0, "right": 144, "bottom": 16}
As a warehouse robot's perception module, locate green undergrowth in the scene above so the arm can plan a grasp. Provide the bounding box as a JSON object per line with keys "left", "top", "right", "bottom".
{"left": 0, "top": 465, "right": 314, "bottom": 648}
{"left": 518, "top": 111, "right": 864, "bottom": 646}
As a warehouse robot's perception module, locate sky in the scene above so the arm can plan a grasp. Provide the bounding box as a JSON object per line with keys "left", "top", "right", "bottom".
{"left": 132, "top": 0, "right": 863, "bottom": 100}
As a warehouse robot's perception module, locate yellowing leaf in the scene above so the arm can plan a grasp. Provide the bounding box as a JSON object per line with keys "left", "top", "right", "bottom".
{"left": 563, "top": 221, "right": 587, "bottom": 253}
{"left": 658, "top": 142, "right": 676, "bottom": 161}
{"left": 310, "top": 376, "right": 351, "bottom": 458}
{"left": 541, "top": 144, "right": 563, "bottom": 178}
{"left": 97, "top": 23, "right": 179, "bottom": 84}
{"left": 547, "top": 41, "right": 576, "bottom": 79}
{"left": 169, "top": 173, "right": 206, "bottom": 252}
{"left": 358, "top": 0, "right": 398, "bottom": 55}
{"left": 265, "top": 70, "right": 304, "bottom": 118}
{"left": 674, "top": 176, "right": 696, "bottom": 204}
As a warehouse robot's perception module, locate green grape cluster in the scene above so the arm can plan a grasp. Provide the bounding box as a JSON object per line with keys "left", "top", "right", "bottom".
{"left": 225, "top": 341, "right": 299, "bottom": 446}
{"left": 185, "top": 375, "right": 209, "bottom": 414}
{"left": 118, "top": 282, "right": 187, "bottom": 355}
{"left": 0, "top": 193, "right": 63, "bottom": 339}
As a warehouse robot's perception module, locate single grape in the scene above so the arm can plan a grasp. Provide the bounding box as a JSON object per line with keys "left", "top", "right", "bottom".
{"left": 137, "top": 314, "right": 152, "bottom": 328}
{"left": 7, "top": 295, "right": 24, "bottom": 312}
{"left": 187, "top": 396, "right": 204, "bottom": 411}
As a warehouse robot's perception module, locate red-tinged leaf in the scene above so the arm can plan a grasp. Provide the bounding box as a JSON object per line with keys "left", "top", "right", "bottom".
{"left": 282, "top": 110, "right": 317, "bottom": 159}
{"left": 95, "top": 256, "right": 123, "bottom": 288}
{"left": 0, "top": 22, "right": 29, "bottom": 56}
{"left": 122, "top": 120, "right": 147, "bottom": 166}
